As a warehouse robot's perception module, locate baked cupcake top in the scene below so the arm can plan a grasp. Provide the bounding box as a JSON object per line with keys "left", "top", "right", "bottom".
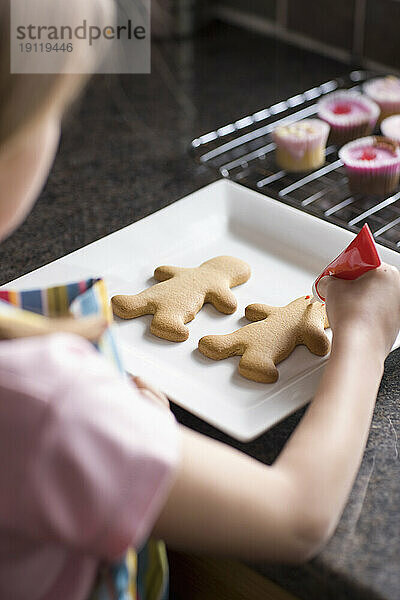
{"left": 318, "top": 91, "right": 380, "bottom": 127}
{"left": 364, "top": 76, "right": 400, "bottom": 106}
{"left": 339, "top": 136, "right": 400, "bottom": 171}
{"left": 272, "top": 119, "right": 330, "bottom": 159}
{"left": 381, "top": 115, "right": 400, "bottom": 143}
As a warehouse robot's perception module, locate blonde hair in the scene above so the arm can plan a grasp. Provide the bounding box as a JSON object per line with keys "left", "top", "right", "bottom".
{"left": 0, "top": 0, "right": 114, "bottom": 149}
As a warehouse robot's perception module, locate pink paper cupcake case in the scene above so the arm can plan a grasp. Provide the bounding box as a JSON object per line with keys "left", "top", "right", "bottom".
{"left": 381, "top": 115, "right": 400, "bottom": 144}
{"left": 364, "top": 76, "right": 400, "bottom": 122}
{"left": 339, "top": 136, "right": 400, "bottom": 195}
{"left": 318, "top": 91, "right": 380, "bottom": 146}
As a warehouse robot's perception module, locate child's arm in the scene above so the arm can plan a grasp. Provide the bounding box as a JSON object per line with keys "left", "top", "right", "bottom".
{"left": 153, "top": 264, "right": 400, "bottom": 563}
{"left": 0, "top": 313, "right": 107, "bottom": 342}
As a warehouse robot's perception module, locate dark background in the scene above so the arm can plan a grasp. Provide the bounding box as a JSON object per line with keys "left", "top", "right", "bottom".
{"left": 0, "top": 10, "right": 399, "bottom": 600}
{"left": 213, "top": 0, "right": 400, "bottom": 69}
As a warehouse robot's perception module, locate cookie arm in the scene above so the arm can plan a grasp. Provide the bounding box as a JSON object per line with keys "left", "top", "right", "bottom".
{"left": 245, "top": 303, "right": 275, "bottom": 322}
{"left": 154, "top": 265, "right": 183, "bottom": 282}
{"left": 111, "top": 292, "right": 153, "bottom": 320}
{"left": 198, "top": 332, "right": 242, "bottom": 360}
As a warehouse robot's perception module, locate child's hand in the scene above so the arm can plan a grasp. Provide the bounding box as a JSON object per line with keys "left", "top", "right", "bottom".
{"left": 324, "top": 263, "right": 400, "bottom": 357}
{"left": 0, "top": 313, "right": 107, "bottom": 343}
{"left": 131, "top": 375, "right": 170, "bottom": 411}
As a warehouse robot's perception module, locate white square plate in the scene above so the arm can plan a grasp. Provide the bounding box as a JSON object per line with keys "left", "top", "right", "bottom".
{"left": 5, "top": 180, "right": 400, "bottom": 441}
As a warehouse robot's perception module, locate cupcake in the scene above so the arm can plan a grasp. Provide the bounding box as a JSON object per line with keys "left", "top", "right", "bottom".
{"left": 272, "top": 119, "right": 330, "bottom": 172}
{"left": 381, "top": 115, "right": 400, "bottom": 143}
{"left": 317, "top": 91, "right": 380, "bottom": 145}
{"left": 339, "top": 136, "right": 400, "bottom": 195}
{"left": 364, "top": 76, "right": 400, "bottom": 122}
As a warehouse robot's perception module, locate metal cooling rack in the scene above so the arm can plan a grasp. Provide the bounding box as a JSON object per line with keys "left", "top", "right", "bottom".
{"left": 190, "top": 70, "right": 400, "bottom": 253}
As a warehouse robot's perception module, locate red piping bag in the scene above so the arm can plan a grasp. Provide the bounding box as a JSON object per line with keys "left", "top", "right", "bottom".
{"left": 312, "top": 224, "right": 381, "bottom": 302}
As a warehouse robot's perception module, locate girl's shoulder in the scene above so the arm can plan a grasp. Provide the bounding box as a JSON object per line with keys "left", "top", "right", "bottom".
{"left": 0, "top": 333, "right": 115, "bottom": 406}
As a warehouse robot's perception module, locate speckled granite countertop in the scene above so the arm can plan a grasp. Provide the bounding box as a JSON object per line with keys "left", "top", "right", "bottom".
{"left": 1, "top": 22, "right": 399, "bottom": 600}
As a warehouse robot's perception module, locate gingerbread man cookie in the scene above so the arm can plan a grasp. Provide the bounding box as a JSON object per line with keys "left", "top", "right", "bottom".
{"left": 198, "top": 296, "right": 330, "bottom": 383}
{"left": 112, "top": 256, "right": 251, "bottom": 342}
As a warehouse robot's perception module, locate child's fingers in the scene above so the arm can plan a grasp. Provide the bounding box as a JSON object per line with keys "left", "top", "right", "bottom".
{"left": 132, "top": 375, "right": 163, "bottom": 398}
{"left": 316, "top": 275, "right": 329, "bottom": 299}
{"left": 132, "top": 376, "right": 170, "bottom": 408}
{"left": 132, "top": 375, "right": 147, "bottom": 389}
{"left": 140, "top": 389, "right": 170, "bottom": 410}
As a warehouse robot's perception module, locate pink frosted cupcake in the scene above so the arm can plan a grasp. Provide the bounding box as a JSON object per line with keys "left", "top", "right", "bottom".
{"left": 317, "top": 91, "right": 380, "bottom": 145}
{"left": 381, "top": 115, "right": 400, "bottom": 143}
{"left": 364, "top": 76, "right": 400, "bottom": 123}
{"left": 272, "top": 119, "right": 330, "bottom": 172}
{"left": 339, "top": 136, "right": 400, "bottom": 195}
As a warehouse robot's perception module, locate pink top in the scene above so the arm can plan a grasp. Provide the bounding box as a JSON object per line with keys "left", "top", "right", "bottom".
{"left": 364, "top": 76, "right": 400, "bottom": 111}
{"left": 0, "top": 333, "right": 179, "bottom": 600}
{"left": 317, "top": 91, "right": 380, "bottom": 128}
{"left": 339, "top": 136, "right": 400, "bottom": 173}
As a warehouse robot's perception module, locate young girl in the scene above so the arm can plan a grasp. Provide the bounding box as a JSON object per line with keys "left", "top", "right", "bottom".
{"left": 1, "top": 2, "right": 400, "bottom": 599}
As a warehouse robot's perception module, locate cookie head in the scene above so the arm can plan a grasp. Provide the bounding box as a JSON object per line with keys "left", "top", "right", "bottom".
{"left": 201, "top": 256, "right": 251, "bottom": 285}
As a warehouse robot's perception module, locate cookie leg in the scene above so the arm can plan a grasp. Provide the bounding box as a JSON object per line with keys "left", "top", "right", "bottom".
{"left": 112, "top": 293, "right": 152, "bottom": 319}
{"left": 150, "top": 311, "right": 189, "bottom": 342}
{"left": 238, "top": 349, "right": 279, "bottom": 383}
{"left": 303, "top": 327, "right": 331, "bottom": 357}
{"left": 198, "top": 333, "right": 240, "bottom": 360}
